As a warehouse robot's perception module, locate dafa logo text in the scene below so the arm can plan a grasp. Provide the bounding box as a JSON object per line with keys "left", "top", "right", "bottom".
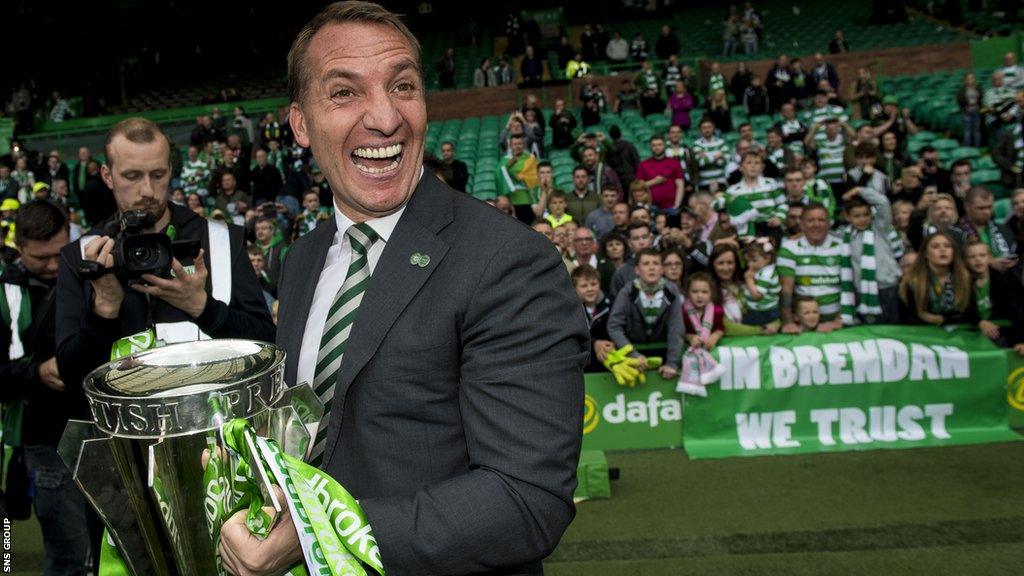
{"left": 583, "top": 391, "right": 682, "bottom": 434}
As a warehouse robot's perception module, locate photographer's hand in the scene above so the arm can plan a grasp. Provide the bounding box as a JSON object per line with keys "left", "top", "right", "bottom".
{"left": 85, "top": 236, "right": 125, "bottom": 319}
{"left": 133, "top": 249, "right": 209, "bottom": 318}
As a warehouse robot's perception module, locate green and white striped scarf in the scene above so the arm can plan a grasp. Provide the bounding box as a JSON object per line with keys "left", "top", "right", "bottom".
{"left": 635, "top": 278, "right": 667, "bottom": 330}
{"left": 840, "top": 225, "right": 881, "bottom": 325}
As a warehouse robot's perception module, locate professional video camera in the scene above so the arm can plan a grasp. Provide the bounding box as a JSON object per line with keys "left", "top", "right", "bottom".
{"left": 78, "top": 210, "right": 197, "bottom": 285}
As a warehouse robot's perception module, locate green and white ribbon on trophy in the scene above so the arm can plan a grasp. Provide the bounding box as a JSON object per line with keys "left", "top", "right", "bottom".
{"left": 99, "top": 418, "right": 384, "bottom": 576}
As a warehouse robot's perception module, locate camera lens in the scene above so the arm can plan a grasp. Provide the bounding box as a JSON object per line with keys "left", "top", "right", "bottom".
{"left": 130, "top": 246, "right": 154, "bottom": 264}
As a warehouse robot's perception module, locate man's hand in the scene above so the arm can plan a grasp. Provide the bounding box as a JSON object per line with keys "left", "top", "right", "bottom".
{"left": 781, "top": 322, "right": 801, "bottom": 334}
{"left": 979, "top": 320, "right": 1000, "bottom": 340}
{"left": 649, "top": 175, "right": 666, "bottom": 186}
{"left": 38, "top": 357, "right": 64, "bottom": 391}
{"left": 842, "top": 187, "right": 861, "bottom": 201}
{"left": 635, "top": 355, "right": 649, "bottom": 372}
{"left": 593, "top": 339, "right": 615, "bottom": 363}
{"left": 132, "top": 249, "right": 209, "bottom": 318}
{"left": 816, "top": 319, "right": 842, "bottom": 333}
{"left": 766, "top": 217, "right": 781, "bottom": 227}
{"left": 659, "top": 365, "right": 678, "bottom": 379}
{"left": 84, "top": 236, "right": 125, "bottom": 319}
{"left": 687, "top": 334, "right": 703, "bottom": 348}
{"left": 218, "top": 485, "right": 303, "bottom": 576}
{"left": 990, "top": 256, "right": 1018, "bottom": 274}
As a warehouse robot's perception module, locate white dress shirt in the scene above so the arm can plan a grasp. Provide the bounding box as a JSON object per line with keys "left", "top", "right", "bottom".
{"left": 294, "top": 199, "right": 407, "bottom": 387}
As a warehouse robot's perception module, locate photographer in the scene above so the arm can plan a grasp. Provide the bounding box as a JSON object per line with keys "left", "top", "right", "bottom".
{"left": 55, "top": 118, "right": 275, "bottom": 392}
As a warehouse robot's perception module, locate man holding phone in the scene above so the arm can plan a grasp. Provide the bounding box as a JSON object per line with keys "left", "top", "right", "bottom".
{"left": 55, "top": 117, "right": 276, "bottom": 393}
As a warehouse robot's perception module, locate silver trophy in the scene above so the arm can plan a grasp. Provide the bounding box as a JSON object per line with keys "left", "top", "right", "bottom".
{"left": 58, "top": 340, "right": 323, "bottom": 576}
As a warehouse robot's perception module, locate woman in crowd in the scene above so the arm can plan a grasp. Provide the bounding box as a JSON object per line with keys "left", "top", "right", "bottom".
{"left": 707, "top": 90, "right": 733, "bottom": 133}
{"left": 601, "top": 232, "right": 628, "bottom": 270}
{"left": 899, "top": 231, "right": 977, "bottom": 326}
{"left": 668, "top": 81, "right": 695, "bottom": 133}
{"left": 662, "top": 248, "right": 686, "bottom": 293}
{"left": 709, "top": 244, "right": 750, "bottom": 334}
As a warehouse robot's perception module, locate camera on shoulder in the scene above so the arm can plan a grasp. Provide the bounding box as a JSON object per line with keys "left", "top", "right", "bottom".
{"left": 79, "top": 210, "right": 175, "bottom": 285}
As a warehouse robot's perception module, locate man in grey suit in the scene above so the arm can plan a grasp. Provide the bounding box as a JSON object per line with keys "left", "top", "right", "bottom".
{"left": 217, "top": 3, "right": 589, "bottom": 575}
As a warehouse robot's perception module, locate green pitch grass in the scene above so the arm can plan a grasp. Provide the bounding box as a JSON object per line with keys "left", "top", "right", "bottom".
{"left": 12, "top": 421, "right": 1024, "bottom": 575}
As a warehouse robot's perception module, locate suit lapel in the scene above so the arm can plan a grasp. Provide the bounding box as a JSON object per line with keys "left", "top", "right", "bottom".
{"left": 281, "top": 217, "right": 336, "bottom": 387}
{"left": 322, "top": 174, "right": 453, "bottom": 465}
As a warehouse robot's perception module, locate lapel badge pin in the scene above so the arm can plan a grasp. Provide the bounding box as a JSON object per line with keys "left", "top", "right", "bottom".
{"left": 410, "top": 252, "right": 430, "bottom": 267}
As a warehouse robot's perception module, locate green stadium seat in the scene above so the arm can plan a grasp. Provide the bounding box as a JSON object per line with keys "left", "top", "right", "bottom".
{"left": 994, "top": 198, "right": 1011, "bottom": 222}
{"left": 971, "top": 169, "right": 1002, "bottom": 185}
{"left": 972, "top": 156, "right": 997, "bottom": 171}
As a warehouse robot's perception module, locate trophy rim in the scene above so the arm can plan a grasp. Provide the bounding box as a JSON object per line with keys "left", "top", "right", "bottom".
{"left": 82, "top": 339, "right": 287, "bottom": 438}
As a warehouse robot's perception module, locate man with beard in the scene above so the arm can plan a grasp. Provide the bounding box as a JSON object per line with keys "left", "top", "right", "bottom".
{"left": 55, "top": 117, "right": 275, "bottom": 394}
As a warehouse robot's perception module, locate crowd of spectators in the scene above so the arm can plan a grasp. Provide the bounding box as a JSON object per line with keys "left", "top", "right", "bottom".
{"left": 0, "top": 105, "right": 335, "bottom": 316}
{"left": 425, "top": 41, "right": 1024, "bottom": 375}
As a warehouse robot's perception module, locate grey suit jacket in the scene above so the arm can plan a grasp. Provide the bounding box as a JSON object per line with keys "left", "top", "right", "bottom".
{"left": 277, "top": 172, "right": 589, "bottom": 576}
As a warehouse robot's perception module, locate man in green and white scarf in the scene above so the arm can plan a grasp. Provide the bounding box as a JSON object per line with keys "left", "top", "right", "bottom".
{"left": 839, "top": 184, "right": 902, "bottom": 325}
{"left": 958, "top": 186, "right": 1019, "bottom": 276}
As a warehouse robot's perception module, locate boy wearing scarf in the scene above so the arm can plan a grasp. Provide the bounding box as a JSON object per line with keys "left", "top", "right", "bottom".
{"left": 607, "top": 248, "right": 682, "bottom": 380}
{"left": 839, "top": 180, "right": 902, "bottom": 325}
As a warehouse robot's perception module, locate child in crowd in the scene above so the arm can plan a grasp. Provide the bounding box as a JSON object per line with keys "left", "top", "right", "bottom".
{"left": 573, "top": 265, "right": 613, "bottom": 372}
{"left": 741, "top": 240, "right": 781, "bottom": 334}
{"left": 607, "top": 248, "right": 682, "bottom": 379}
{"left": 839, "top": 185, "right": 902, "bottom": 326}
{"left": 544, "top": 190, "right": 573, "bottom": 228}
{"left": 793, "top": 296, "right": 821, "bottom": 332}
{"left": 963, "top": 239, "right": 1023, "bottom": 345}
{"left": 677, "top": 271, "right": 727, "bottom": 396}
{"left": 800, "top": 158, "right": 835, "bottom": 222}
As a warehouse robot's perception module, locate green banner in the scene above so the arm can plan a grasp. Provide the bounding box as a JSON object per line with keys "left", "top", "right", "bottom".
{"left": 581, "top": 373, "right": 683, "bottom": 451}
{"left": 684, "top": 326, "right": 1022, "bottom": 459}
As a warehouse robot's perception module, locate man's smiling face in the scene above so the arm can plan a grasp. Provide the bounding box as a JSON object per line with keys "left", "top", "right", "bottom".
{"left": 290, "top": 21, "right": 426, "bottom": 222}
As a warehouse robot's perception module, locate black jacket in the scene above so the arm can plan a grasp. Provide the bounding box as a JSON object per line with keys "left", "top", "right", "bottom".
{"left": 1, "top": 263, "right": 88, "bottom": 446}
{"left": 55, "top": 202, "right": 276, "bottom": 394}
{"left": 250, "top": 163, "right": 284, "bottom": 205}
{"left": 584, "top": 295, "right": 611, "bottom": 373}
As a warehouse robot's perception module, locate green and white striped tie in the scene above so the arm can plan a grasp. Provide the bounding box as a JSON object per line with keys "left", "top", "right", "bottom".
{"left": 310, "top": 222, "right": 378, "bottom": 465}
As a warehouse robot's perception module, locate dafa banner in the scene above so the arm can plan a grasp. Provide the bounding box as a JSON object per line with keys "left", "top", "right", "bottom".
{"left": 683, "top": 326, "right": 1023, "bottom": 459}
{"left": 582, "top": 372, "right": 684, "bottom": 452}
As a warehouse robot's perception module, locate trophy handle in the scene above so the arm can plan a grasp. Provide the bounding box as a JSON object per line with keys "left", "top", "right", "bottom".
{"left": 269, "top": 382, "right": 324, "bottom": 462}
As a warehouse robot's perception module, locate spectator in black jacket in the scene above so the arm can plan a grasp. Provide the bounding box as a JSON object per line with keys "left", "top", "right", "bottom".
{"left": 549, "top": 99, "right": 578, "bottom": 150}
{"left": 1, "top": 200, "right": 93, "bottom": 572}
{"left": 744, "top": 76, "right": 771, "bottom": 117}
{"left": 190, "top": 115, "right": 222, "bottom": 147}
{"left": 440, "top": 141, "right": 469, "bottom": 193}
{"left": 730, "top": 62, "right": 754, "bottom": 103}
{"left": 606, "top": 125, "right": 641, "bottom": 189}
{"left": 250, "top": 149, "right": 284, "bottom": 205}
{"left": 655, "top": 25, "right": 680, "bottom": 60}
